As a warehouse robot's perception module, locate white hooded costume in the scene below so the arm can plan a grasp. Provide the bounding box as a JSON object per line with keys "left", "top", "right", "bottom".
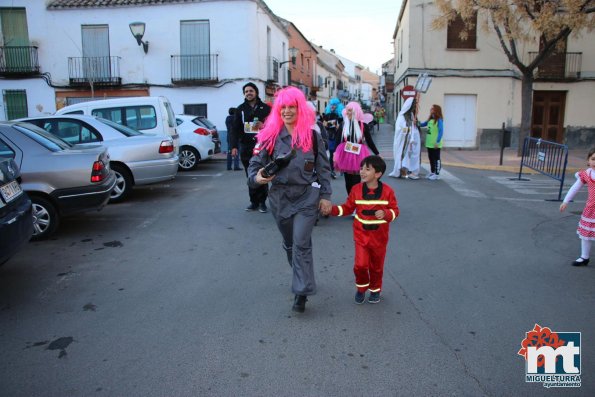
{"left": 389, "top": 97, "right": 420, "bottom": 177}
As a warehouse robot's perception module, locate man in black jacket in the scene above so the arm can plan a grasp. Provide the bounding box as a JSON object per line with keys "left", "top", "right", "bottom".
{"left": 230, "top": 82, "right": 271, "bottom": 213}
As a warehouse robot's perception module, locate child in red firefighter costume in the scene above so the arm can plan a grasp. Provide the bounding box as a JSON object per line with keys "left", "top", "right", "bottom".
{"left": 329, "top": 155, "right": 399, "bottom": 304}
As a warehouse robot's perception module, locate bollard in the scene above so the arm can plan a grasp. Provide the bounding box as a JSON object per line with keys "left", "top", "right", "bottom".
{"left": 499, "top": 122, "right": 511, "bottom": 165}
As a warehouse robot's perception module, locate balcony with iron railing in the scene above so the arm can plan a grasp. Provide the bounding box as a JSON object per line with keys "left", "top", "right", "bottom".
{"left": 171, "top": 54, "right": 218, "bottom": 84}
{"left": 68, "top": 56, "right": 122, "bottom": 86}
{"left": 267, "top": 57, "right": 279, "bottom": 82}
{"left": 528, "top": 51, "right": 582, "bottom": 80}
{"left": 0, "top": 46, "right": 40, "bottom": 75}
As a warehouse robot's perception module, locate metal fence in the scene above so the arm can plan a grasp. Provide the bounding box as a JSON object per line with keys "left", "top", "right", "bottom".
{"left": 267, "top": 56, "right": 279, "bottom": 82}
{"left": 68, "top": 56, "right": 122, "bottom": 85}
{"left": 527, "top": 51, "right": 582, "bottom": 79}
{"left": 0, "top": 46, "right": 40, "bottom": 74}
{"left": 171, "top": 54, "right": 218, "bottom": 83}
{"left": 518, "top": 137, "right": 568, "bottom": 201}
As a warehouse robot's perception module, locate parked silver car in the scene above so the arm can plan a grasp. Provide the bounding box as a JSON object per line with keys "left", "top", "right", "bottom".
{"left": 0, "top": 121, "right": 116, "bottom": 240}
{"left": 19, "top": 115, "right": 178, "bottom": 203}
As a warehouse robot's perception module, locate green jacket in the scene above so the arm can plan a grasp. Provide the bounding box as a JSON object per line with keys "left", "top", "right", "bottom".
{"left": 422, "top": 119, "right": 443, "bottom": 149}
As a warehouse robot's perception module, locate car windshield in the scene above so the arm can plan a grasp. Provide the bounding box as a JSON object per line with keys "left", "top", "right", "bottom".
{"left": 198, "top": 117, "right": 216, "bottom": 129}
{"left": 96, "top": 118, "right": 143, "bottom": 137}
{"left": 14, "top": 123, "right": 72, "bottom": 152}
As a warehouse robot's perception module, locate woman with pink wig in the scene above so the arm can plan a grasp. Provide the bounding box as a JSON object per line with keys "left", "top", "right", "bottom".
{"left": 333, "top": 101, "right": 380, "bottom": 194}
{"left": 248, "top": 86, "right": 332, "bottom": 314}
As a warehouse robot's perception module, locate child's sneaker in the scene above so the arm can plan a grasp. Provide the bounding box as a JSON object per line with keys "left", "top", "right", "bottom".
{"left": 368, "top": 292, "right": 381, "bottom": 304}
{"left": 354, "top": 291, "right": 365, "bottom": 304}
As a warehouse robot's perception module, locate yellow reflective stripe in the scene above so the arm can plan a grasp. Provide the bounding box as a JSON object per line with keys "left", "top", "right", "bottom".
{"left": 389, "top": 209, "right": 397, "bottom": 221}
{"left": 337, "top": 206, "right": 344, "bottom": 216}
{"left": 355, "top": 215, "right": 386, "bottom": 225}
{"left": 369, "top": 288, "right": 381, "bottom": 292}
{"left": 356, "top": 283, "right": 369, "bottom": 288}
{"left": 355, "top": 200, "right": 389, "bottom": 205}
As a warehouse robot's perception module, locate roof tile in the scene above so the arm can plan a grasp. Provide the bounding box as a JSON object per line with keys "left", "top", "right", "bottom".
{"left": 47, "top": 0, "right": 196, "bottom": 9}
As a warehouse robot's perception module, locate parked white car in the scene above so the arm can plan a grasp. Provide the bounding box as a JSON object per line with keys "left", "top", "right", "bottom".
{"left": 55, "top": 96, "right": 180, "bottom": 155}
{"left": 18, "top": 115, "right": 178, "bottom": 203}
{"left": 175, "top": 114, "right": 218, "bottom": 170}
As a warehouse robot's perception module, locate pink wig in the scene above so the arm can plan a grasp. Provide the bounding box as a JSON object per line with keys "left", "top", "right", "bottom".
{"left": 342, "top": 101, "right": 365, "bottom": 122}
{"left": 257, "top": 86, "right": 315, "bottom": 154}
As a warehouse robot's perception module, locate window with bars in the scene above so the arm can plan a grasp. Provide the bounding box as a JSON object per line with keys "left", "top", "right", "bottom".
{"left": 3, "top": 89, "right": 27, "bottom": 120}
{"left": 447, "top": 12, "right": 477, "bottom": 49}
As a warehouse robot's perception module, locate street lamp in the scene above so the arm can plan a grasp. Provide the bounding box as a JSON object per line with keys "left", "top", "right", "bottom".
{"left": 279, "top": 47, "right": 299, "bottom": 68}
{"left": 129, "top": 22, "right": 149, "bottom": 54}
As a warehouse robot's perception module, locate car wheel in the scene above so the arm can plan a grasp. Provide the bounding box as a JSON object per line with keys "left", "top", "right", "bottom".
{"left": 178, "top": 146, "right": 200, "bottom": 171}
{"left": 31, "top": 196, "right": 59, "bottom": 241}
{"left": 110, "top": 164, "right": 133, "bottom": 203}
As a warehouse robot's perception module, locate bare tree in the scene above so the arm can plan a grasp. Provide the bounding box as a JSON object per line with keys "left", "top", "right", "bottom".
{"left": 433, "top": 0, "right": 595, "bottom": 153}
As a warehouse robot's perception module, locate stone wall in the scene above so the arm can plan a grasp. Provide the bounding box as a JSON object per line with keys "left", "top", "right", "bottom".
{"left": 477, "top": 126, "right": 595, "bottom": 150}
{"left": 478, "top": 127, "right": 520, "bottom": 150}
{"left": 565, "top": 127, "right": 595, "bottom": 149}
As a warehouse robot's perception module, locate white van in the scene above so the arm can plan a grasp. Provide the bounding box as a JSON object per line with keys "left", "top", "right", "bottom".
{"left": 56, "top": 96, "right": 179, "bottom": 153}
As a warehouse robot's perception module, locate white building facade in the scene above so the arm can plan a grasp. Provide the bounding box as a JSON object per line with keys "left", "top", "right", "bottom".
{"left": 0, "top": 0, "right": 290, "bottom": 131}
{"left": 393, "top": 0, "right": 595, "bottom": 149}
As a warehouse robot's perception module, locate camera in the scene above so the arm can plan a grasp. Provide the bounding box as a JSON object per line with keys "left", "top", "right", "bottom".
{"left": 262, "top": 149, "right": 296, "bottom": 178}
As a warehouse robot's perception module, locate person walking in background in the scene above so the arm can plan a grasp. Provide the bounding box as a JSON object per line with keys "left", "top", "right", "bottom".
{"left": 324, "top": 155, "right": 399, "bottom": 304}
{"left": 230, "top": 82, "right": 271, "bottom": 213}
{"left": 389, "top": 97, "right": 420, "bottom": 180}
{"left": 419, "top": 104, "right": 444, "bottom": 180}
{"left": 248, "top": 86, "right": 332, "bottom": 313}
{"left": 225, "top": 107, "right": 241, "bottom": 171}
{"left": 323, "top": 98, "right": 344, "bottom": 179}
{"left": 373, "top": 107, "right": 385, "bottom": 132}
{"left": 333, "top": 101, "right": 379, "bottom": 195}
{"left": 559, "top": 148, "right": 595, "bottom": 267}
{"left": 308, "top": 102, "right": 329, "bottom": 151}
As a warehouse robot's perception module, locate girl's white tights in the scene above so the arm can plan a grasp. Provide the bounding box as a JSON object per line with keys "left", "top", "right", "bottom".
{"left": 580, "top": 239, "right": 591, "bottom": 259}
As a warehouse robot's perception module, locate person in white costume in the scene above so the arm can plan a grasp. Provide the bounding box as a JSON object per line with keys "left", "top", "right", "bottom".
{"left": 388, "top": 97, "right": 420, "bottom": 179}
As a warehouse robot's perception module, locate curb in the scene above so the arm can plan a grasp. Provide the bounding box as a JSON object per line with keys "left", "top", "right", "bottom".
{"left": 441, "top": 161, "right": 581, "bottom": 175}
{"left": 211, "top": 155, "right": 581, "bottom": 175}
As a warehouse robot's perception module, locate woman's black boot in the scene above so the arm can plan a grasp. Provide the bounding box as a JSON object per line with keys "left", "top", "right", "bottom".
{"left": 292, "top": 295, "right": 307, "bottom": 313}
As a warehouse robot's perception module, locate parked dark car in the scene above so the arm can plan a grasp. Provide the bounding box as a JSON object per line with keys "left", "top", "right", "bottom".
{"left": 0, "top": 121, "right": 116, "bottom": 240}
{"left": 0, "top": 158, "right": 33, "bottom": 265}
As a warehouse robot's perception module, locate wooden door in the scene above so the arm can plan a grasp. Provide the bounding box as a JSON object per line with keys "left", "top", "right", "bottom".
{"left": 444, "top": 94, "right": 477, "bottom": 147}
{"left": 180, "top": 20, "right": 210, "bottom": 80}
{"left": 531, "top": 91, "right": 566, "bottom": 143}
{"left": 82, "top": 25, "right": 110, "bottom": 81}
{"left": 0, "top": 8, "right": 30, "bottom": 71}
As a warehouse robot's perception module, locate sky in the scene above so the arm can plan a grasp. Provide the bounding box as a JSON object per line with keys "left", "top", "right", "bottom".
{"left": 263, "top": 0, "right": 402, "bottom": 75}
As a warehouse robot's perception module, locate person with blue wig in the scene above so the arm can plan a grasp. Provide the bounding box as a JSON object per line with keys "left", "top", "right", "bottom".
{"left": 323, "top": 98, "right": 344, "bottom": 179}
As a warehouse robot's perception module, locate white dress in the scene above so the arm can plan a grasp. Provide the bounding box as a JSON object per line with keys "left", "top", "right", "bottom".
{"left": 389, "top": 97, "right": 420, "bottom": 176}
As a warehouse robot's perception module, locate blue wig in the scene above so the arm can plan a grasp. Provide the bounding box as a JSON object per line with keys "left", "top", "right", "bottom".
{"left": 325, "top": 98, "right": 344, "bottom": 115}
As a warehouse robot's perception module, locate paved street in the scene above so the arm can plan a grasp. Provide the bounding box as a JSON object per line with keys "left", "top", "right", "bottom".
{"left": 1, "top": 126, "right": 594, "bottom": 396}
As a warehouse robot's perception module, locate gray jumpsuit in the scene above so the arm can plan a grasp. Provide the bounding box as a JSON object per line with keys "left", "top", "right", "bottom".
{"left": 248, "top": 127, "right": 332, "bottom": 295}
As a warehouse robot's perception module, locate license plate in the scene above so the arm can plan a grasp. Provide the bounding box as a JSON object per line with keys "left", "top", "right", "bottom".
{"left": 0, "top": 180, "right": 23, "bottom": 203}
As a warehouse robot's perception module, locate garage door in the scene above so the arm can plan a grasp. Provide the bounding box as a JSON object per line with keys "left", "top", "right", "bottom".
{"left": 444, "top": 94, "right": 477, "bottom": 148}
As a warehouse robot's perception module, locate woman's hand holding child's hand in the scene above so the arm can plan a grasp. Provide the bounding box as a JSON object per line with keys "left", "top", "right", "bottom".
{"left": 560, "top": 203, "right": 568, "bottom": 212}
{"left": 319, "top": 199, "right": 332, "bottom": 216}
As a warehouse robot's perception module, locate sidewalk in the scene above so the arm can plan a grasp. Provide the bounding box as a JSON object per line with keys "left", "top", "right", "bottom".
{"left": 213, "top": 123, "right": 588, "bottom": 174}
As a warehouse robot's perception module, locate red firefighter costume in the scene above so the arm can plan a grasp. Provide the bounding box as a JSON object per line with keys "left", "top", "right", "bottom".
{"left": 331, "top": 181, "right": 399, "bottom": 293}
